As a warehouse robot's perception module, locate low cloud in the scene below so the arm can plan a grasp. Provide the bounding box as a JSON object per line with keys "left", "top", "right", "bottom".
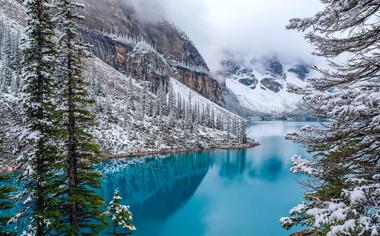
{"left": 129, "top": 0, "right": 323, "bottom": 70}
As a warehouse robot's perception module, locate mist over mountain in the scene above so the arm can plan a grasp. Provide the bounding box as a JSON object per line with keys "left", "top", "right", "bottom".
{"left": 216, "top": 51, "right": 316, "bottom": 116}
{"left": 138, "top": 0, "right": 323, "bottom": 70}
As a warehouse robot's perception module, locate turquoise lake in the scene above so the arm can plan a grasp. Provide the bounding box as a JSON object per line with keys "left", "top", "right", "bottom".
{"left": 98, "top": 121, "right": 312, "bottom": 236}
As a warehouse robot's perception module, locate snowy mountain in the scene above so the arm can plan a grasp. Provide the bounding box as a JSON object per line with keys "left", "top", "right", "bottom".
{"left": 0, "top": 1, "right": 248, "bottom": 172}
{"left": 217, "top": 53, "right": 315, "bottom": 116}
{"left": 76, "top": 0, "right": 224, "bottom": 106}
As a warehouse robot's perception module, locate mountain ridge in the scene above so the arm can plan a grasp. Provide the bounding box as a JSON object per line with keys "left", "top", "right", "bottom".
{"left": 216, "top": 52, "right": 315, "bottom": 116}
{"left": 76, "top": 0, "right": 224, "bottom": 105}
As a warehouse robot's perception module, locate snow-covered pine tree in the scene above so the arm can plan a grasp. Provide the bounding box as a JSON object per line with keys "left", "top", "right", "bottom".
{"left": 216, "top": 114, "right": 223, "bottom": 131}
{"left": 127, "top": 76, "right": 134, "bottom": 111}
{"left": 91, "top": 65, "right": 104, "bottom": 97}
{"left": 238, "top": 120, "right": 247, "bottom": 144}
{"left": 186, "top": 91, "right": 193, "bottom": 130}
{"left": 210, "top": 109, "right": 215, "bottom": 129}
{"left": 138, "top": 81, "right": 149, "bottom": 121}
{"left": 0, "top": 23, "right": 22, "bottom": 94}
{"left": 194, "top": 102, "right": 200, "bottom": 126}
{"left": 168, "top": 82, "right": 175, "bottom": 118}
{"left": 204, "top": 104, "right": 210, "bottom": 127}
{"left": 152, "top": 95, "right": 158, "bottom": 119}
{"left": 55, "top": 0, "right": 106, "bottom": 234}
{"left": 0, "top": 18, "right": 4, "bottom": 51}
{"left": 181, "top": 98, "right": 186, "bottom": 121}
{"left": 225, "top": 115, "right": 231, "bottom": 141}
{"left": 281, "top": 1, "right": 380, "bottom": 235}
{"left": 0, "top": 139, "right": 15, "bottom": 236}
{"left": 146, "top": 95, "right": 154, "bottom": 118}
{"left": 176, "top": 92, "right": 182, "bottom": 119}
{"left": 1, "top": 30, "right": 11, "bottom": 93}
{"left": 11, "top": 31, "right": 22, "bottom": 94}
{"left": 156, "top": 81, "right": 164, "bottom": 118}
{"left": 200, "top": 105, "right": 205, "bottom": 127}
{"left": 162, "top": 83, "right": 168, "bottom": 116}
{"left": 232, "top": 117, "right": 239, "bottom": 141}
{"left": 17, "top": 0, "right": 62, "bottom": 234}
{"left": 104, "top": 189, "right": 136, "bottom": 236}
{"left": 2, "top": 58, "right": 12, "bottom": 93}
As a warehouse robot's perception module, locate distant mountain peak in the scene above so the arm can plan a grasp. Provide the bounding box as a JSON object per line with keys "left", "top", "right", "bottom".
{"left": 217, "top": 52, "right": 314, "bottom": 116}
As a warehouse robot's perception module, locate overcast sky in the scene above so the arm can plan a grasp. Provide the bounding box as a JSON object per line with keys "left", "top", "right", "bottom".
{"left": 151, "top": 0, "right": 323, "bottom": 70}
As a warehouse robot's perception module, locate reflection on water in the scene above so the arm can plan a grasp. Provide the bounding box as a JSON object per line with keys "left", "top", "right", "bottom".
{"left": 219, "top": 149, "right": 247, "bottom": 179}
{"left": 99, "top": 121, "right": 312, "bottom": 236}
{"left": 100, "top": 153, "right": 213, "bottom": 222}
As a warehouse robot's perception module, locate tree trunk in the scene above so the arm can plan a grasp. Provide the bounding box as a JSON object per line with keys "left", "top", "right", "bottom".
{"left": 66, "top": 39, "right": 78, "bottom": 233}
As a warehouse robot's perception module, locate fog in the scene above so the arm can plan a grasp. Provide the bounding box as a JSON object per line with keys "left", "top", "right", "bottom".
{"left": 129, "top": 0, "right": 323, "bottom": 70}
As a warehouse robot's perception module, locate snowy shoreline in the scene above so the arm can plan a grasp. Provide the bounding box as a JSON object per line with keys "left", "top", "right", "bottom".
{"left": 101, "top": 138, "right": 259, "bottom": 161}
{"left": 0, "top": 139, "right": 258, "bottom": 174}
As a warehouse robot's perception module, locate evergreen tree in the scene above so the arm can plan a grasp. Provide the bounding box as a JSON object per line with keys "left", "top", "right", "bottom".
{"left": 194, "top": 103, "right": 200, "bottom": 126}
{"left": 281, "top": 1, "right": 380, "bottom": 235}
{"left": 138, "top": 81, "right": 149, "bottom": 121}
{"left": 56, "top": 0, "right": 106, "bottom": 234}
{"left": 0, "top": 18, "right": 4, "bottom": 52}
{"left": 204, "top": 105, "right": 210, "bottom": 127}
{"left": 147, "top": 96, "right": 154, "bottom": 117}
{"left": 176, "top": 92, "right": 182, "bottom": 119}
{"left": 181, "top": 99, "right": 186, "bottom": 126}
{"left": 225, "top": 116, "right": 231, "bottom": 141}
{"left": 210, "top": 109, "right": 215, "bottom": 128}
{"left": 0, "top": 139, "right": 15, "bottom": 236}
{"left": 12, "top": 31, "right": 22, "bottom": 93}
{"left": 2, "top": 58, "right": 12, "bottom": 93}
{"left": 168, "top": 82, "right": 175, "bottom": 118}
{"left": 238, "top": 120, "right": 247, "bottom": 144}
{"left": 18, "top": 0, "right": 62, "bottom": 234}
{"left": 156, "top": 81, "right": 165, "bottom": 118}
{"left": 216, "top": 114, "right": 223, "bottom": 131}
{"left": 232, "top": 117, "right": 239, "bottom": 141}
{"left": 0, "top": 23, "right": 22, "bottom": 94}
{"left": 186, "top": 91, "right": 193, "bottom": 130}
{"left": 126, "top": 77, "right": 134, "bottom": 111}
{"left": 104, "top": 189, "right": 136, "bottom": 236}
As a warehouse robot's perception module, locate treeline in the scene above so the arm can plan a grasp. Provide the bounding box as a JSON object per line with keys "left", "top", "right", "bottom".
{"left": 122, "top": 78, "right": 247, "bottom": 144}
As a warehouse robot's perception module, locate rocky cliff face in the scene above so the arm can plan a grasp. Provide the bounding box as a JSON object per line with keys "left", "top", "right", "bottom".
{"left": 76, "top": 0, "right": 224, "bottom": 105}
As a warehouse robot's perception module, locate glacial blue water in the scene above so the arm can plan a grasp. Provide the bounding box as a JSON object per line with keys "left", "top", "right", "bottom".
{"left": 99, "top": 121, "right": 312, "bottom": 236}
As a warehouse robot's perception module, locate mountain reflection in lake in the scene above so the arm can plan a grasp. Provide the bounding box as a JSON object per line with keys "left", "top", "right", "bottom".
{"left": 99, "top": 122, "right": 312, "bottom": 236}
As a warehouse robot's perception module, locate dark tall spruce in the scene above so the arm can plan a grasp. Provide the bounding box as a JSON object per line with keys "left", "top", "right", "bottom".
{"left": 55, "top": 0, "right": 106, "bottom": 234}
{"left": 19, "top": 0, "right": 62, "bottom": 234}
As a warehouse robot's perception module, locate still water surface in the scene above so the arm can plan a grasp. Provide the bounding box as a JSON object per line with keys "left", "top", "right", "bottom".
{"left": 99, "top": 122, "right": 312, "bottom": 236}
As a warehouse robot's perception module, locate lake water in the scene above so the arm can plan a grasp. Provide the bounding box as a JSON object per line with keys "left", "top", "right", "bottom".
{"left": 99, "top": 121, "right": 311, "bottom": 236}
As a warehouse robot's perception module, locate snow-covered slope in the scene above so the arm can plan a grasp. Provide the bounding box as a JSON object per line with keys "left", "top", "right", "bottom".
{"left": 0, "top": 8, "right": 245, "bottom": 171}
{"left": 170, "top": 78, "right": 237, "bottom": 118}
{"left": 217, "top": 54, "right": 315, "bottom": 116}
